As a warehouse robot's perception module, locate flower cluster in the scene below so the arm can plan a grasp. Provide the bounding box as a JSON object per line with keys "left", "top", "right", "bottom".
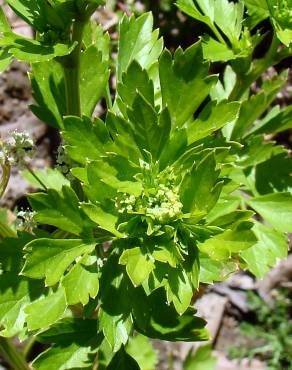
{"left": 0, "top": 131, "right": 34, "bottom": 168}
{"left": 115, "top": 183, "right": 183, "bottom": 223}
{"left": 55, "top": 145, "right": 74, "bottom": 180}
{"left": 16, "top": 209, "right": 36, "bottom": 232}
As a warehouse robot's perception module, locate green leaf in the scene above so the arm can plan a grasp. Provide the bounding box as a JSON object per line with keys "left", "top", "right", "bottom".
{"left": 119, "top": 247, "right": 155, "bottom": 287}
{"left": 80, "top": 45, "right": 109, "bottom": 117}
{"left": 5, "top": 0, "right": 65, "bottom": 32}
{"left": 117, "top": 12, "right": 163, "bottom": 82}
{"left": 81, "top": 203, "right": 124, "bottom": 237}
{"left": 210, "top": 65, "right": 236, "bottom": 102}
{"left": 248, "top": 105, "right": 292, "bottom": 136}
{"left": 231, "top": 71, "right": 288, "bottom": 139}
{"left": 180, "top": 152, "right": 222, "bottom": 215}
{"left": 202, "top": 35, "right": 236, "bottom": 62}
{"left": 29, "top": 186, "right": 89, "bottom": 235}
{"left": 0, "top": 274, "right": 43, "bottom": 337}
{"left": 133, "top": 288, "right": 209, "bottom": 342}
{"left": 127, "top": 93, "right": 171, "bottom": 160}
{"left": 244, "top": 0, "right": 269, "bottom": 29}
{"left": 159, "top": 43, "right": 217, "bottom": 128}
{"left": 0, "top": 8, "right": 12, "bottom": 33}
{"left": 254, "top": 153, "right": 292, "bottom": 194}
{"left": 184, "top": 345, "right": 217, "bottom": 370}
{"left": 86, "top": 156, "right": 142, "bottom": 197}
{"left": 33, "top": 342, "right": 96, "bottom": 370}
{"left": 21, "top": 239, "right": 96, "bottom": 286}
{"left": 25, "top": 286, "right": 67, "bottom": 331}
{"left": 22, "top": 168, "right": 70, "bottom": 191}
{"left": 0, "top": 33, "right": 76, "bottom": 63}
{"left": 62, "top": 255, "right": 99, "bottom": 305}
{"left": 33, "top": 318, "right": 101, "bottom": 369}
{"left": 0, "top": 48, "right": 12, "bottom": 72}
{"left": 37, "top": 318, "right": 98, "bottom": 344}
{"left": 108, "top": 347, "right": 140, "bottom": 370}
{"left": 0, "top": 233, "right": 34, "bottom": 273}
{"left": 198, "top": 222, "right": 257, "bottom": 260}
{"left": 176, "top": 0, "right": 215, "bottom": 31}
{"left": 247, "top": 192, "right": 292, "bottom": 233}
{"left": 199, "top": 254, "right": 238, "bottom": 283}
{"left": 241, "top": 222, "right": 288, "bottom": 278}
{"left": 186, "top": 101, "right": 240, "bottom": 144}
{"left": 126, "top": 334, "right": 158, "bottom": 370}
{"left": 177, "top": 0, "right": 244, "bottom": 46}
{"left": 166, "top": 268, "right": 193, "bottom": 315}
{"left": 30, "top": 60, "right": 66, "bottom": 129}
{"left": 99, "top": 309, "right": 132, "bottom": 353}
{"left": 267, "top": 0, "right": 292, "bottom": 46}
{"left": 117, "top": 60, "right": 155, "bottom": 110}
{"left": 63, "top": 116, "right": 110, "bottom": 164}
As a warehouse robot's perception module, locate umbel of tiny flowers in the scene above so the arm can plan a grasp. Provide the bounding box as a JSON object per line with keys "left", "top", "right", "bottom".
{"left": 16, "top": 209, "right": 36, "bottom": 233}
{"left": 0, "top": 130, "right": 48, "bottom": 196}
{"left": 0, "top": 130, "right": 34, "bottom": 169}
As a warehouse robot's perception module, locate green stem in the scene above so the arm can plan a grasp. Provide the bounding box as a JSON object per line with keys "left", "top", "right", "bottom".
{"left": 63, "top": 19, "right": 86, "bottom": 117}
{"left": 210, "top": 24, "right": 226, "bottom": 45}
{"left": 61, "top": 3, "right": 99, "bottom": 117}
{"left": 25, "top": 165, "right": 47, "bottom": 191}
{"left": 105, "top": 83, "right": 113, "bottom": 110}
{"left": 0, "top": 338, "right": 30, "bottom": 370}
{"left": 229, "top": 34, "right": 280, "bottom": 101}
{"left": 0, "top": 161, "right": 10, "bottom": 199}
{"left": 23, "top": 336, "right": 36, "bottom": 360}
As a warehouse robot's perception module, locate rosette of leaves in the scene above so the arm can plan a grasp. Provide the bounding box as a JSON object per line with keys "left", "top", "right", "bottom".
{"left": 20, "top": 19, "right": 259, "bottom": 368}
{"left": 0, "top": 8, "right": 290, "bottom": 370}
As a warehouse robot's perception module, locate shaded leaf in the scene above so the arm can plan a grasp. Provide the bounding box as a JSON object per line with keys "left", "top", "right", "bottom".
{"left": 22, "top": 239, "right": 96, "bottom": 286}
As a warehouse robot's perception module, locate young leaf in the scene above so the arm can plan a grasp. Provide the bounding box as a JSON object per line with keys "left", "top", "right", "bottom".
{"left": 159, "top": 43, "right": 217, "bottom": 128}
{"left": 62, "top": 255, "right": 99, "bottom": 306}
{"left": 117, "top": 12, "right": 163, "bottom": 82}
{"left": 119, "top": 247, "right": 155, "bottom": 287}
{"left": 25, "top": 286, "right": 67, "bottom": 330}
{"left": 21, "top": 239, "right": 96, "bottom": 286}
